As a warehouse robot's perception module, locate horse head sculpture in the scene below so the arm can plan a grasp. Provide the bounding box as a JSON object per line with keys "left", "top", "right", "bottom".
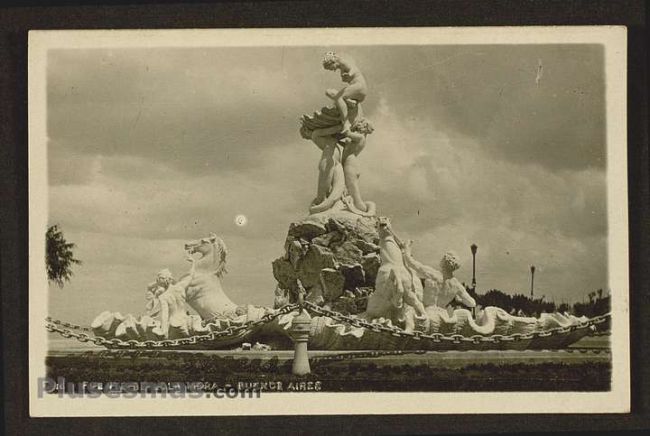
{"left": 184, "top": 232, "right": 228, "bottom": 278}
{"left": 182, "top": 232, "right": 238, "bottom": 320}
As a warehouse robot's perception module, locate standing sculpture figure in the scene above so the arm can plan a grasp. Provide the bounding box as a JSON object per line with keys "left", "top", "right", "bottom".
{"left": 300, "top": 51, "right": 376, "bottom": 216}
{"left": 322, "top": 51, "right": 368, "bottom": 133}
{"left": 309, "top": 125, "right": 345, "bottom": 210}
{"left": 340, "top": 118, "right": 375, "bottom": 214}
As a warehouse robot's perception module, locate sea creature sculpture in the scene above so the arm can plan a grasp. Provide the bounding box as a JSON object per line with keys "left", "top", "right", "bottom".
{"left": 364, "top": 217, "right": 427, "bottom": 331}
{"left": 181, "top": 232, "right": 239, "bottom": 320}
{"left": 92, "top": 233, "right": 241, "bottom": 339}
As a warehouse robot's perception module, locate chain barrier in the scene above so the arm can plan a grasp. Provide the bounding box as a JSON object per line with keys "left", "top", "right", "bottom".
{"left": 46, "top": 303, "right": 299, "bottom": 349}
{"left": 46, "top": 302, "right": 610, "bottom": 351}
{"left": 303, "top": 301, "right": 611, "bottom": 347}
{"left": 45, "top": 317, "right": 94, "bottom": 333}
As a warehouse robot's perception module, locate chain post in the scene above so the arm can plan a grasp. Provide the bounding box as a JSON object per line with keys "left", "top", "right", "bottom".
{"left": 290, "top": 279, "right": 312, "bottom": 375}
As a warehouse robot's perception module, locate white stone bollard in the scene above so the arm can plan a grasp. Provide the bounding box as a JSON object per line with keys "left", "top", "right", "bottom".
{"left": 290, "top": 309, "right": 312, "bottom": 375}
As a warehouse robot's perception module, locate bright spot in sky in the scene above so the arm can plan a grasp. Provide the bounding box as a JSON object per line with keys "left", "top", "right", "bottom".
{"left": 234, "top": 214, "right": 248, "bottom": 227}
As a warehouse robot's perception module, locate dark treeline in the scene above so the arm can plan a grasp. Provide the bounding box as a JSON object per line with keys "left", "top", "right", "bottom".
{"left": 463, "top": 287, "right": 610, "bottom": 318}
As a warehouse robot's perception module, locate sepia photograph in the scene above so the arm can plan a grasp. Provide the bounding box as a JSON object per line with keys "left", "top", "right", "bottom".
{"left": 28, "top": 27, "right": 629, "bottom": 416}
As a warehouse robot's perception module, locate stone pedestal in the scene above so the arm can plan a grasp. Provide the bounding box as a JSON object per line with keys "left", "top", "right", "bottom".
{"left": 290, "top": 309, "right": 312, "bottom": 375}
{"left": 272, "top": 215, "right": 380, "bottom": 314}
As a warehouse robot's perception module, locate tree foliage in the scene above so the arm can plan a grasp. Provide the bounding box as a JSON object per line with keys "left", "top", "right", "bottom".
{"left": 572, "top": 291, "right": 610, "bottom": 318}
{"left": 46, "top": 224, "right": 81, "bottom": 287}
{"left": 466, "top": 287, "right": 610, "bottom": 317}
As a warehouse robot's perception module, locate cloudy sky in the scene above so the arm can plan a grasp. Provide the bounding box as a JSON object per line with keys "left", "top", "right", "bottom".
{"left": 46, "top": 44, "right": 608, "bottom": 324}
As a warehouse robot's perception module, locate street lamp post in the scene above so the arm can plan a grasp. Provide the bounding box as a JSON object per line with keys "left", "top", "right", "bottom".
{"left": 470, "top": 244, "right": 478, "bottom": 319}
{"left": 530, "top": 265, "right": 536, "bottom": 298}
{"left": 470, "top": 244, "right": 478, "bottom": 291}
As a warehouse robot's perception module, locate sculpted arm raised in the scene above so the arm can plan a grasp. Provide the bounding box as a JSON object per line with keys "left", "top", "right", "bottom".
{"left": 401, "top": 240, "right": 443, "bottom": 283}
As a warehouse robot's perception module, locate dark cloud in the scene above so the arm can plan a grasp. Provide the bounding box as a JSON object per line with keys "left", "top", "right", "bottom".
{"left": 47, "top": 47, "right": 327, "bottom": 178}
{"left": 48, "top": 45, "right": 605, "bottom": 180}
{"left": 357, "top": 45, "right": 606, "bottom": 171}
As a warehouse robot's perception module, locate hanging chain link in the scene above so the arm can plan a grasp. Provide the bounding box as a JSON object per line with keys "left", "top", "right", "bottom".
{"left": 45, "top": 303, "right": 299, "bottom": 349}
{"left": 46, "top": 302, "right": 610, "bottom": 350}
{"left": 45, "top": 317, "right": 94, "bottom": 332}
{"left": 303, "top": 301, "right": 611, "bottom": 346}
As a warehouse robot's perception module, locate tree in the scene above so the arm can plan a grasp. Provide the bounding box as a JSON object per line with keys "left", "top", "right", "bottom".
{"left": 557, "top": 302, "right": 570, "bottom": 313}
{"left": 46, "top": 224, "right": 81, "bottom": 287}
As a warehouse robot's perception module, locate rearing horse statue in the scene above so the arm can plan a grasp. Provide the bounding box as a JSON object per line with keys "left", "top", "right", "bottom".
{"left": 364, "top": 217, "right": 427, "bottom": 331}
{"left": 155, "top": 232, "right": 239, "bottom": 337}
{"left": 182, "top": 232, "right": 239, "bottom": 320}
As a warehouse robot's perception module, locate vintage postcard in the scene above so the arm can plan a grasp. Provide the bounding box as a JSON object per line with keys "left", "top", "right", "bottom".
{"left": 29, "top": 27, "right": 629, "bottom": 416}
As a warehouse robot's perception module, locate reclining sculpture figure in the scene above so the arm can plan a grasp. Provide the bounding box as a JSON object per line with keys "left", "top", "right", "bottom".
{"left": 401, "top": 240, "right": 477, "bottom": 310}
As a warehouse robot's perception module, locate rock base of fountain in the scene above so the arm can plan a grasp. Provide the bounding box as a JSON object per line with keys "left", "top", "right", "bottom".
{"left": 272, "top": 213, "right": 380, "bottom": 315}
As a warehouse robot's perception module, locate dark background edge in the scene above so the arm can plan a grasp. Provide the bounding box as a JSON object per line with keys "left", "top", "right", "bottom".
{"left": 0, "top": 0, "right": 648, "bottom": 434}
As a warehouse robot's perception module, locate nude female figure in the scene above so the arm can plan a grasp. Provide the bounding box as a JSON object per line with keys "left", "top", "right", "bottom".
{"left": 322, "top": 51, "right": 368, "bottom": 133}
{"left": 309, "top": 125, "right": 344, "bottom": 206}
{"left": 340, "top": 117, "right": 374, "bottom": 213}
